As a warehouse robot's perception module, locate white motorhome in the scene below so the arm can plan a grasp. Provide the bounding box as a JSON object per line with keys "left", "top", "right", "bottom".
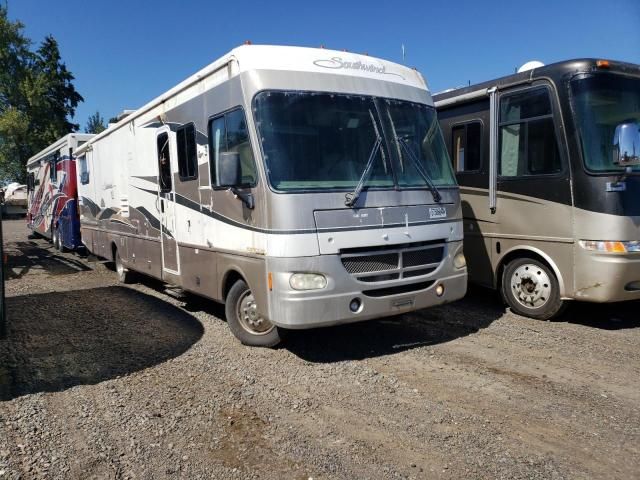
{"left": 75, "top": 45, "right": 467, "bottom": 346}
{"left": 26, "top": 133, "right": 94, "bottom": 250}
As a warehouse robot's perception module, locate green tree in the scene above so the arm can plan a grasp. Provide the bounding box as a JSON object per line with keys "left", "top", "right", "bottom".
{"left": 85, "top": 111, "right": 106, "bottom": 134}
{"left": 0, "top": 5, "right": 31, "bottom": 182}
{"left": 0, "top": 6, "right": 83, "bottom": 183}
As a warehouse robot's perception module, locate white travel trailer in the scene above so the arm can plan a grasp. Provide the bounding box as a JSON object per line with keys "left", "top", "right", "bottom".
{"left": 2, "top": 183, "right": 27, "bottom": 217}
{"left": 75, "top": 45, "right": 467, "bottom": 346}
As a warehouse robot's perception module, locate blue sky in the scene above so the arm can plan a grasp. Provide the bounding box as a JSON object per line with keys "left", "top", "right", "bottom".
{"left": 8, "top": 0, "right": 640, "bottom": 131}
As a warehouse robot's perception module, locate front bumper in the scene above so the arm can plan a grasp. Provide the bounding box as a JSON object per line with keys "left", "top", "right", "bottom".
{"left": 263, "top": 241, "right": 467, "bottom": 329}
{"left": 573, "top": 248, "right": 640, "bottom": 302}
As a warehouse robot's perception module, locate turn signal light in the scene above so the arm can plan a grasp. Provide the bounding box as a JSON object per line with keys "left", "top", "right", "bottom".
{"left": 579, "top": 240, "right": 640, "bottom": 253}
{"left": 596, "top": 60, "right": 610, "bottom": 69}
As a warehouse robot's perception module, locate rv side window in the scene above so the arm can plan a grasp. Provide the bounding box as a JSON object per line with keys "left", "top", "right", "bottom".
{"left": 498, "top": 87, "right": 561, "bottom": 177}
{"left": 208, "top": 108, "right": 257, "bottom": 188}
{"left": 78, "top": 155, "right": 89, "bottom": 184}
{"left": 451, "top": 122, "right": 481, "bottom": 172}
{"left": 176, "top": 123, "right": 198, "bottom": 181}
{"left": 27, "top": 173, "right": 35, "bottom": 192}
{"left": 49, "top": 153, "right": 58, "bottom": 182}
{"left": 157, "top": 132, "right": 172, "bottom": 192}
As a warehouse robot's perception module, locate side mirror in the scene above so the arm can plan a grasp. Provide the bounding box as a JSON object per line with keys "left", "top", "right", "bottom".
{"left": 613, "top": 121, "right": 640, "bottom": 167}
{"left": 216, "top": 151, "right": 254, "bottom": 209}
{"left": 217, "top": 151, "right": 242, "bottom": 187}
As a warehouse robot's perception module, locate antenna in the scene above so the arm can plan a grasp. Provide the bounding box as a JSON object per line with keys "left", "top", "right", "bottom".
{"left": 401, "top": 44, "right": 406, "bottom": 63}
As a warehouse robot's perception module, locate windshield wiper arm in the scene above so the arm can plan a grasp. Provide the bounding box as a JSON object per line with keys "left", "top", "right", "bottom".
{"left": 397, "top": 136, "right": 442, "bottom": 203}
{"left": 345, "top": 135, "right": 382, "bottom": 207}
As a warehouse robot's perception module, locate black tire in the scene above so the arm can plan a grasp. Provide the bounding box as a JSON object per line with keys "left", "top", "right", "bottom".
{"left": 225, "top": 279, "right": 281, "bottom": 347}
{"left": 114, "top": 248, "right": 135, "bottom": 284}
{"left": 501, "top": 257, "right": 566, "bottom": 320}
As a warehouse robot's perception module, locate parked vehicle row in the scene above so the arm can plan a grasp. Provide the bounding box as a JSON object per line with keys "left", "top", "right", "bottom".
{"left": 26, "top": 47, "right": 640, "bottom": 346}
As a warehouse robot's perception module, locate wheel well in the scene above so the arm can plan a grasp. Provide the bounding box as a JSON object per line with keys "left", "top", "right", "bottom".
{"left": 496, "top": 249, "right": 556, "bottom": 293}
{"left": 222, "top": 270, "right": 245, "bottom": 300}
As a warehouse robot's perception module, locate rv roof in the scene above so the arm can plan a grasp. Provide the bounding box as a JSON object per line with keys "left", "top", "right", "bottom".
{"left": 432, "top": 58, "right": 640, "bottom": 107}
{"left": 26, "top": 133, "right": 95, "bottom": 167}
{"left": 75, "top": 44, "right": 426, "bottom": 155}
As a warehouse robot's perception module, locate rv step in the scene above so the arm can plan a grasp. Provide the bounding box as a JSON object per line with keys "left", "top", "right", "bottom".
{"left": 163, "top": 285, "right": 187, "bottom": 300}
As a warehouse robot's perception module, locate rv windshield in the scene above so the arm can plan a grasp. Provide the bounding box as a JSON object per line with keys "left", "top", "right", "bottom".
{"left": 570, "top": 75, "right": 640, "bottom": 173}
{"left": 253, "top": 91, "right": 455, "bottom": 191}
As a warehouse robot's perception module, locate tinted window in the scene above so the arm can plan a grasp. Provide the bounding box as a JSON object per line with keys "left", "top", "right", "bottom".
{"left": 78, "top": 155, "right": 89, "bottom": 185}
{"left": 570, "top": 75, "right": 640, "bottom": 172}
{"left": 499, "top": 88, "right": 561, "bottom": 177}
{"left": 49, "top": 153, "right": 58, "bottom": 182}
{"left": 208, "top": 109, "right": 257, "bottom": 187}
{"left": 176, "top": 123, "right": 198, "bottom": 180}
{"left": 157, "top": 132, "right": 172, "bottom": 192}
{"left": 500, "top": 88, "right": 552, "bottom": 122}
{"left": 451, "top": 122, "right": 481, "bottom": 172}
{"left": 254, "top": 92, "right": 392, "bottom": 191}
{"left": 225, "top": 109, "right": 257, "bottom": 185}
{"left": 385, "top": 99, "right": 456, "bottom": 187}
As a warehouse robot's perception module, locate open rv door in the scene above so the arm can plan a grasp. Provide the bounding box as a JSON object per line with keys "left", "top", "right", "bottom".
{"left": 155, "top": 128, "right": 180, "bottom": 276}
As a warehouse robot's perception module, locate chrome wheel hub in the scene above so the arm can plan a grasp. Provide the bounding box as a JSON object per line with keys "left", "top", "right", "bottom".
{"left": 116, "top": 256, "right": 124, "bottom": 276}
{"left": 237, "top": 291, "right": 274, "bottom": 335}
{"left": 510, "top": 264, "right": 552, "bottom": 309}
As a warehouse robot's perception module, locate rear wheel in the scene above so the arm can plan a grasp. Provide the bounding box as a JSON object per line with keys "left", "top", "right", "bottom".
{"left": 114, "top": 248, "right": 135, "bottom": 284}
{"left": 53, "top": 227, "right": 66, "bottom": 252}
{"left": 502, "top": 257, "right": 565, "bottom": 320}
{"left": 225, "top": 279, "right": 281, "bottom": 347}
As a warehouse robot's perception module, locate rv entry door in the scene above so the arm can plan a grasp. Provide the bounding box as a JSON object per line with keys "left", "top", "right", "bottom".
{"left": 156, "top": 129, "right": 180, "bottom": 275}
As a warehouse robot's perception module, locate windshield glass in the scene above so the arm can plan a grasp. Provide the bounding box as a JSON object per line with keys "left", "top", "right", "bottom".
{"left": 384, "top": 99, "right": 455, "bottom": 187}
{"left": 570, "top": 74, "right": 640, "bottom": 172}
{"left": 254, "top": 92, "right": 393, "bottom": 191}
{"left": 253, "top": 91, "right": 456, "bottom": 192}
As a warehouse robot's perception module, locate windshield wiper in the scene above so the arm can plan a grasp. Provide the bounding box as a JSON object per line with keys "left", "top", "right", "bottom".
{"left": 344, "top": 136, "right": 382, "bottom": 207}
{"left": 397, "top": 135, "right": 442, "bottom": 203}
{"left": 345, "top": 110, "right": 384, "bottom": 207}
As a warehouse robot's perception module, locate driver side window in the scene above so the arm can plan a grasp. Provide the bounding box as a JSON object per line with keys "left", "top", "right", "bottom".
{"left": 499, "top": 87, "right": 562, "bottom": 177}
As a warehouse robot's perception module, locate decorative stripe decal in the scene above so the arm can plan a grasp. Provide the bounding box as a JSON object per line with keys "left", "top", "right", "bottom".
{"left": 131, "top": 184, "right": 460, "bottom": 235}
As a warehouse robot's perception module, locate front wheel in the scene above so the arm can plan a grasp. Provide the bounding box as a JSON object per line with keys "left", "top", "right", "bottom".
{"left": 501, "top": 257, "right": 566, "bottom": 320}
{"left": 114, "top": 248, "right": 135, "bottom": 284}
{"left": 225, "top": 279, "right": 282, "bottom": 347}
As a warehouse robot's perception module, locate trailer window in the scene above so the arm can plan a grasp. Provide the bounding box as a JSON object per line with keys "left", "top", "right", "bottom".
{"left": 451, "top": 122, "right": 482, "bottom": 172}
{"left": 156, "top": 132, "right": 172, "bottom": 192}
{"left": 208, "top": 108, "right": 257, "bottom": 187}
{"left": 78, "top": 155, "right": 89, "bottom": 185}
{"left": 27, "top": 173, "right": 35, "bottom": 192}
{"left": 499, "top": 87, "right": 561, "bottom": 177}
{"left": 176, "top": 123, "right": 198, "bottom": 181}
{"left": 49, "top": 152, "right": 58, "bottom": 183}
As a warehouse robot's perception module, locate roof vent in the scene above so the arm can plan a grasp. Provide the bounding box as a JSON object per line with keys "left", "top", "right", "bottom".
{"left": 517, "top": 60, "right": 545, "bottom": 73}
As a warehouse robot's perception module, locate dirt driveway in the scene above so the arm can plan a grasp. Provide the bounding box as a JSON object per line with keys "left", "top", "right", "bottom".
{"left": 1, "top": 219, "right": 638, "bottom": 479}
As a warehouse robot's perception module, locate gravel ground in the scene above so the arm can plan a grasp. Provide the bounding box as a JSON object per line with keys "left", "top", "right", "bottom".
{"left": 0, "top": 218, "right": 639, "bottom": 479}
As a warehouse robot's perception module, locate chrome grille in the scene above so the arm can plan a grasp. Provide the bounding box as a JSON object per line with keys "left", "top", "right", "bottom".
{"left": 340, "top": 240, "right": 446, "bottom": 283}
{"left": 341, "top": 253, "right": 398, "bottom": 274}
{"left": 403, "top": 248, "right": 444, "bottom": 267}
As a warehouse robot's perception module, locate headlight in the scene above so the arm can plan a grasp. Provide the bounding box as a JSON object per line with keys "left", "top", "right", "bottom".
{"left": 579, "top": 240, "right": 640, "bottom": 253}
{"left": 453, "top": 251, "right": 466, "bottom": 269}
{"left": 289, "top": 273, "right": 327, "bottom": 290}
